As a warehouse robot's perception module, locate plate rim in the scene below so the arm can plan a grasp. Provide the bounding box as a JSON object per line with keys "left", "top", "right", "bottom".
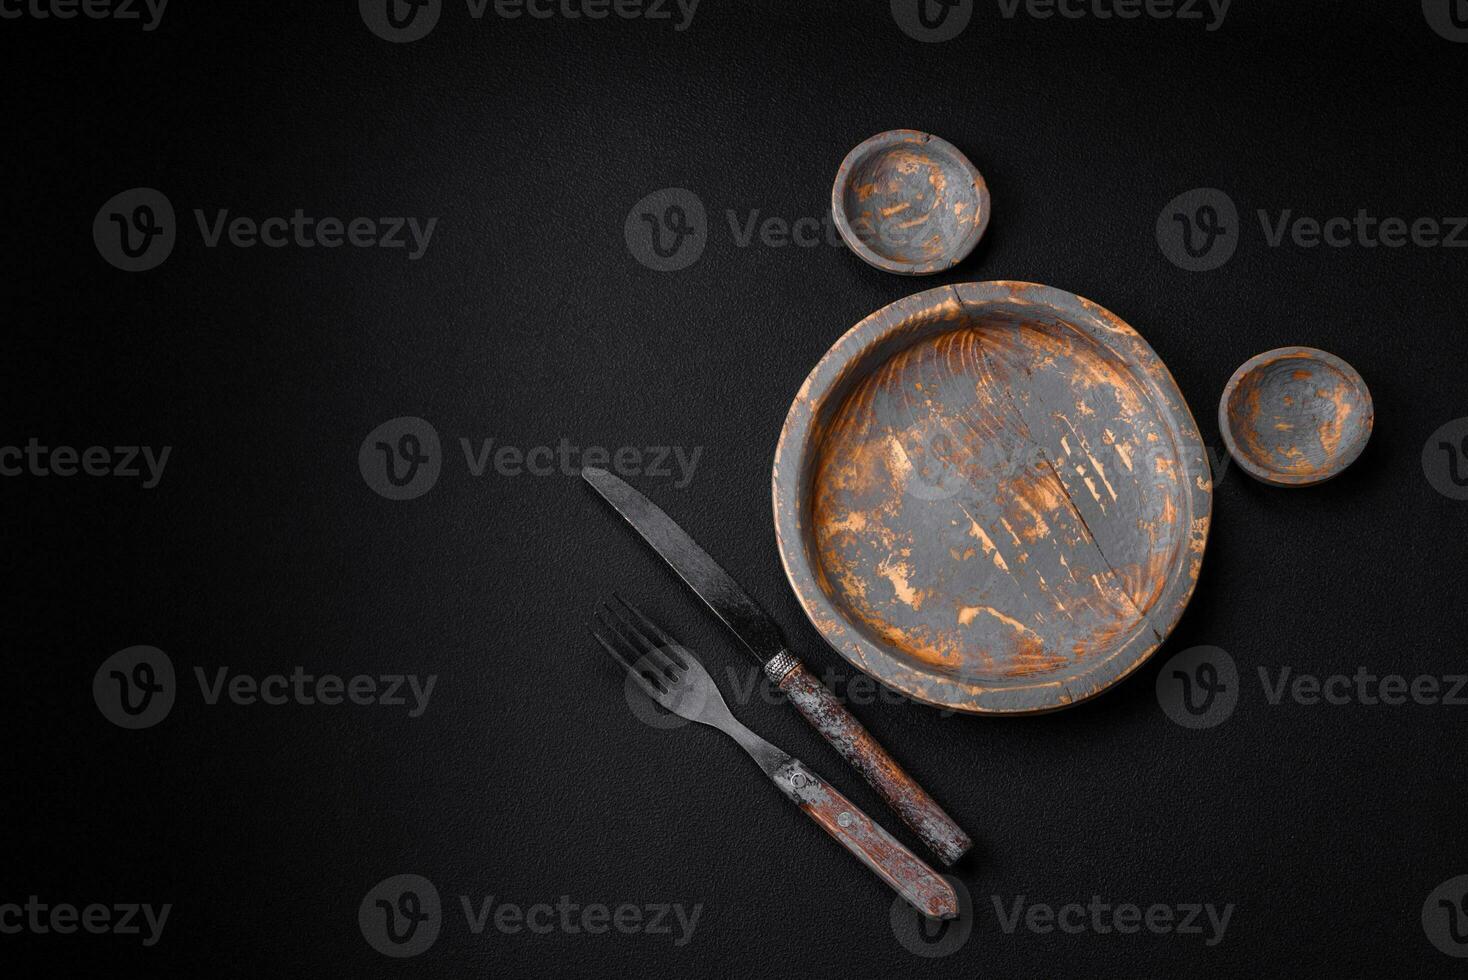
{"left": 771, "top": 281, "right": 1213, "bottom": 715}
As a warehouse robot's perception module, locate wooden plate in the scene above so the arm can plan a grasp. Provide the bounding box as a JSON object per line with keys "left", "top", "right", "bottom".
{"left": 831, "top": 130, "right": 990, "bottom": 277}
{"left": 772, "top": 282, "right": 1211, "bottom": 714}
{"left": 1219, "top": 347, "right": 1373, "bottom": 487}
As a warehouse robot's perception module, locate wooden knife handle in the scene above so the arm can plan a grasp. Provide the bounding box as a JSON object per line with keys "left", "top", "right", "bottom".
{"left": 771, "top": 657, "right": 972, "bottom": 865}
{"left": 771, "top": 758, "right": 959, "bottom": 920}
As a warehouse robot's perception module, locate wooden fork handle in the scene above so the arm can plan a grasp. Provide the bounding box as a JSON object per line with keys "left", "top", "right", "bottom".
{"left": 770, "top": 657, "right": 972, "bottom": 866}
{"left": 772, "top": 758, "right": 959, "bottom": 920}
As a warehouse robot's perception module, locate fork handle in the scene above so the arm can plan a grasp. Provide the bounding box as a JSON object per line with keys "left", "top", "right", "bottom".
{"left": 772, "top": 658, "right": 972, "bottom": 865}
{"left": 770, "top": 757, "right": 959, "bottom": 920}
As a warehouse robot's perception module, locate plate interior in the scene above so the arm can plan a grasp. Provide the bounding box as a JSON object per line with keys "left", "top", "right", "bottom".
{"left": 810, "top": 314, "right": 1195, "bottom": 688}
{"left": 838, "top": 141, "right": 979, "bottom": 267}
{"left": 1223, "top": 351, "right": 1371, "bottom": 483}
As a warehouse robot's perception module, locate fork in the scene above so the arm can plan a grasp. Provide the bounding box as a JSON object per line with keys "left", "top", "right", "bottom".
{"left": 592, "top": 596, "right": 960, "bottom": 920}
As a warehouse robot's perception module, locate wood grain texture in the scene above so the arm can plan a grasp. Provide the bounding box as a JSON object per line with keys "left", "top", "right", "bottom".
{"left": 770, "top": 757, "right": 959, "bottom": 920}
{"left": 1219, "top": 346, "right": 1373, "bottom": 487}
{"left": 777, "top": 662, "right": 971, "bottom": 865}
{"left": 772, "top": 282, "right": 1212, "bottom": 715}
{"left": 831, "top": 130, "right": 990, "bottom": 277}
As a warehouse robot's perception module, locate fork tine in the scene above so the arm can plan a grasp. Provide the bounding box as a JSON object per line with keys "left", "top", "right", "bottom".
{"left": 600, "top": 611, "right": 676, "bottom": 683}
{"left": 591, "top": 628, "right": 665, "bottom": 700}
{"left": 598, "top": 607, "right": 663, "bottom": 668}
{"left": 602, "top": 599, "right": 682, "bottom": 678}
{"left": 611, "top": 594, "right": 688, "bottom": 668}
{"left": 594, "top": 610, "right": 673, "bottom": 685}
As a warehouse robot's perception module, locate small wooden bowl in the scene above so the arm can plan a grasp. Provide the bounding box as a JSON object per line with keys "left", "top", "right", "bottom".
{"left": 773, "top": 282, "right": 1211, "bottom": 715}
{"left": 831, "top": 130, "right": 990, "bottom": 277}
{"left": 1219, "top": 347, "right": 1373, "bottom": 487}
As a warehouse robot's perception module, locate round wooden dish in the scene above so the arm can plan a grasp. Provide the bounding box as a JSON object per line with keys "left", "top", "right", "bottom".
{"left": 1219, "top": 347, "right": 1373, "bottom": 487}
{"left": 772, "top": 282, "right": 1212, "bottom": 714}
{"left": 831, "top": 130, "right": 990, "bottom": 277}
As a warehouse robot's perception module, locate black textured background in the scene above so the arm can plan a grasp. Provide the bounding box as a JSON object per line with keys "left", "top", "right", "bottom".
{"left": 5, "top": 1, "right": 1468, "bottom": 976}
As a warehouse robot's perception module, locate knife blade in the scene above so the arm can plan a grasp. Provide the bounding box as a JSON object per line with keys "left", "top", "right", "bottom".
{"left": 581, "top": 465, "right": 972, "bottom": 865}
{"left": 581, "top": 465, "right": 786, "bottom": 667}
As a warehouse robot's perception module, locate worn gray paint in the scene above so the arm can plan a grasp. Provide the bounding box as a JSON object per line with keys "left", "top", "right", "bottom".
{"left": 831, "top": 130, "right": 990, "bottom": 276}
{"left": 773, "top": 282, "right": 1212, "bottom": 715}
{"left": 1219, "top": 346, "right": 1373, "bottom": 487}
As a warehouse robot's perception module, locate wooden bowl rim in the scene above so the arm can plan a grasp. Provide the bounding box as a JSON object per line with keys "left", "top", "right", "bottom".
{"left": 771, "top": 281, "right": 1213, "bottom": 715}
{"left": 1217, "top": 346, "right": 1374, "bottom": 488}
{"left": 830, "top": 129, "right": 991, "bottom": 277}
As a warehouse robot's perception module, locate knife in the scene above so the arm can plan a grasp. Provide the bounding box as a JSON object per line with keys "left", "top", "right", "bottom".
{"left": 582, "top": 466, "right": 972, "bottom": 865}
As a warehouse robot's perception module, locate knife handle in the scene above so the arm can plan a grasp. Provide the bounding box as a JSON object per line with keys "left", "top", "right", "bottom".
{"left": 770, "top": 757, "right": 959, "bottom": 920}
{"left": 769, "top": 655, "right": 972, "bottom": 865}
